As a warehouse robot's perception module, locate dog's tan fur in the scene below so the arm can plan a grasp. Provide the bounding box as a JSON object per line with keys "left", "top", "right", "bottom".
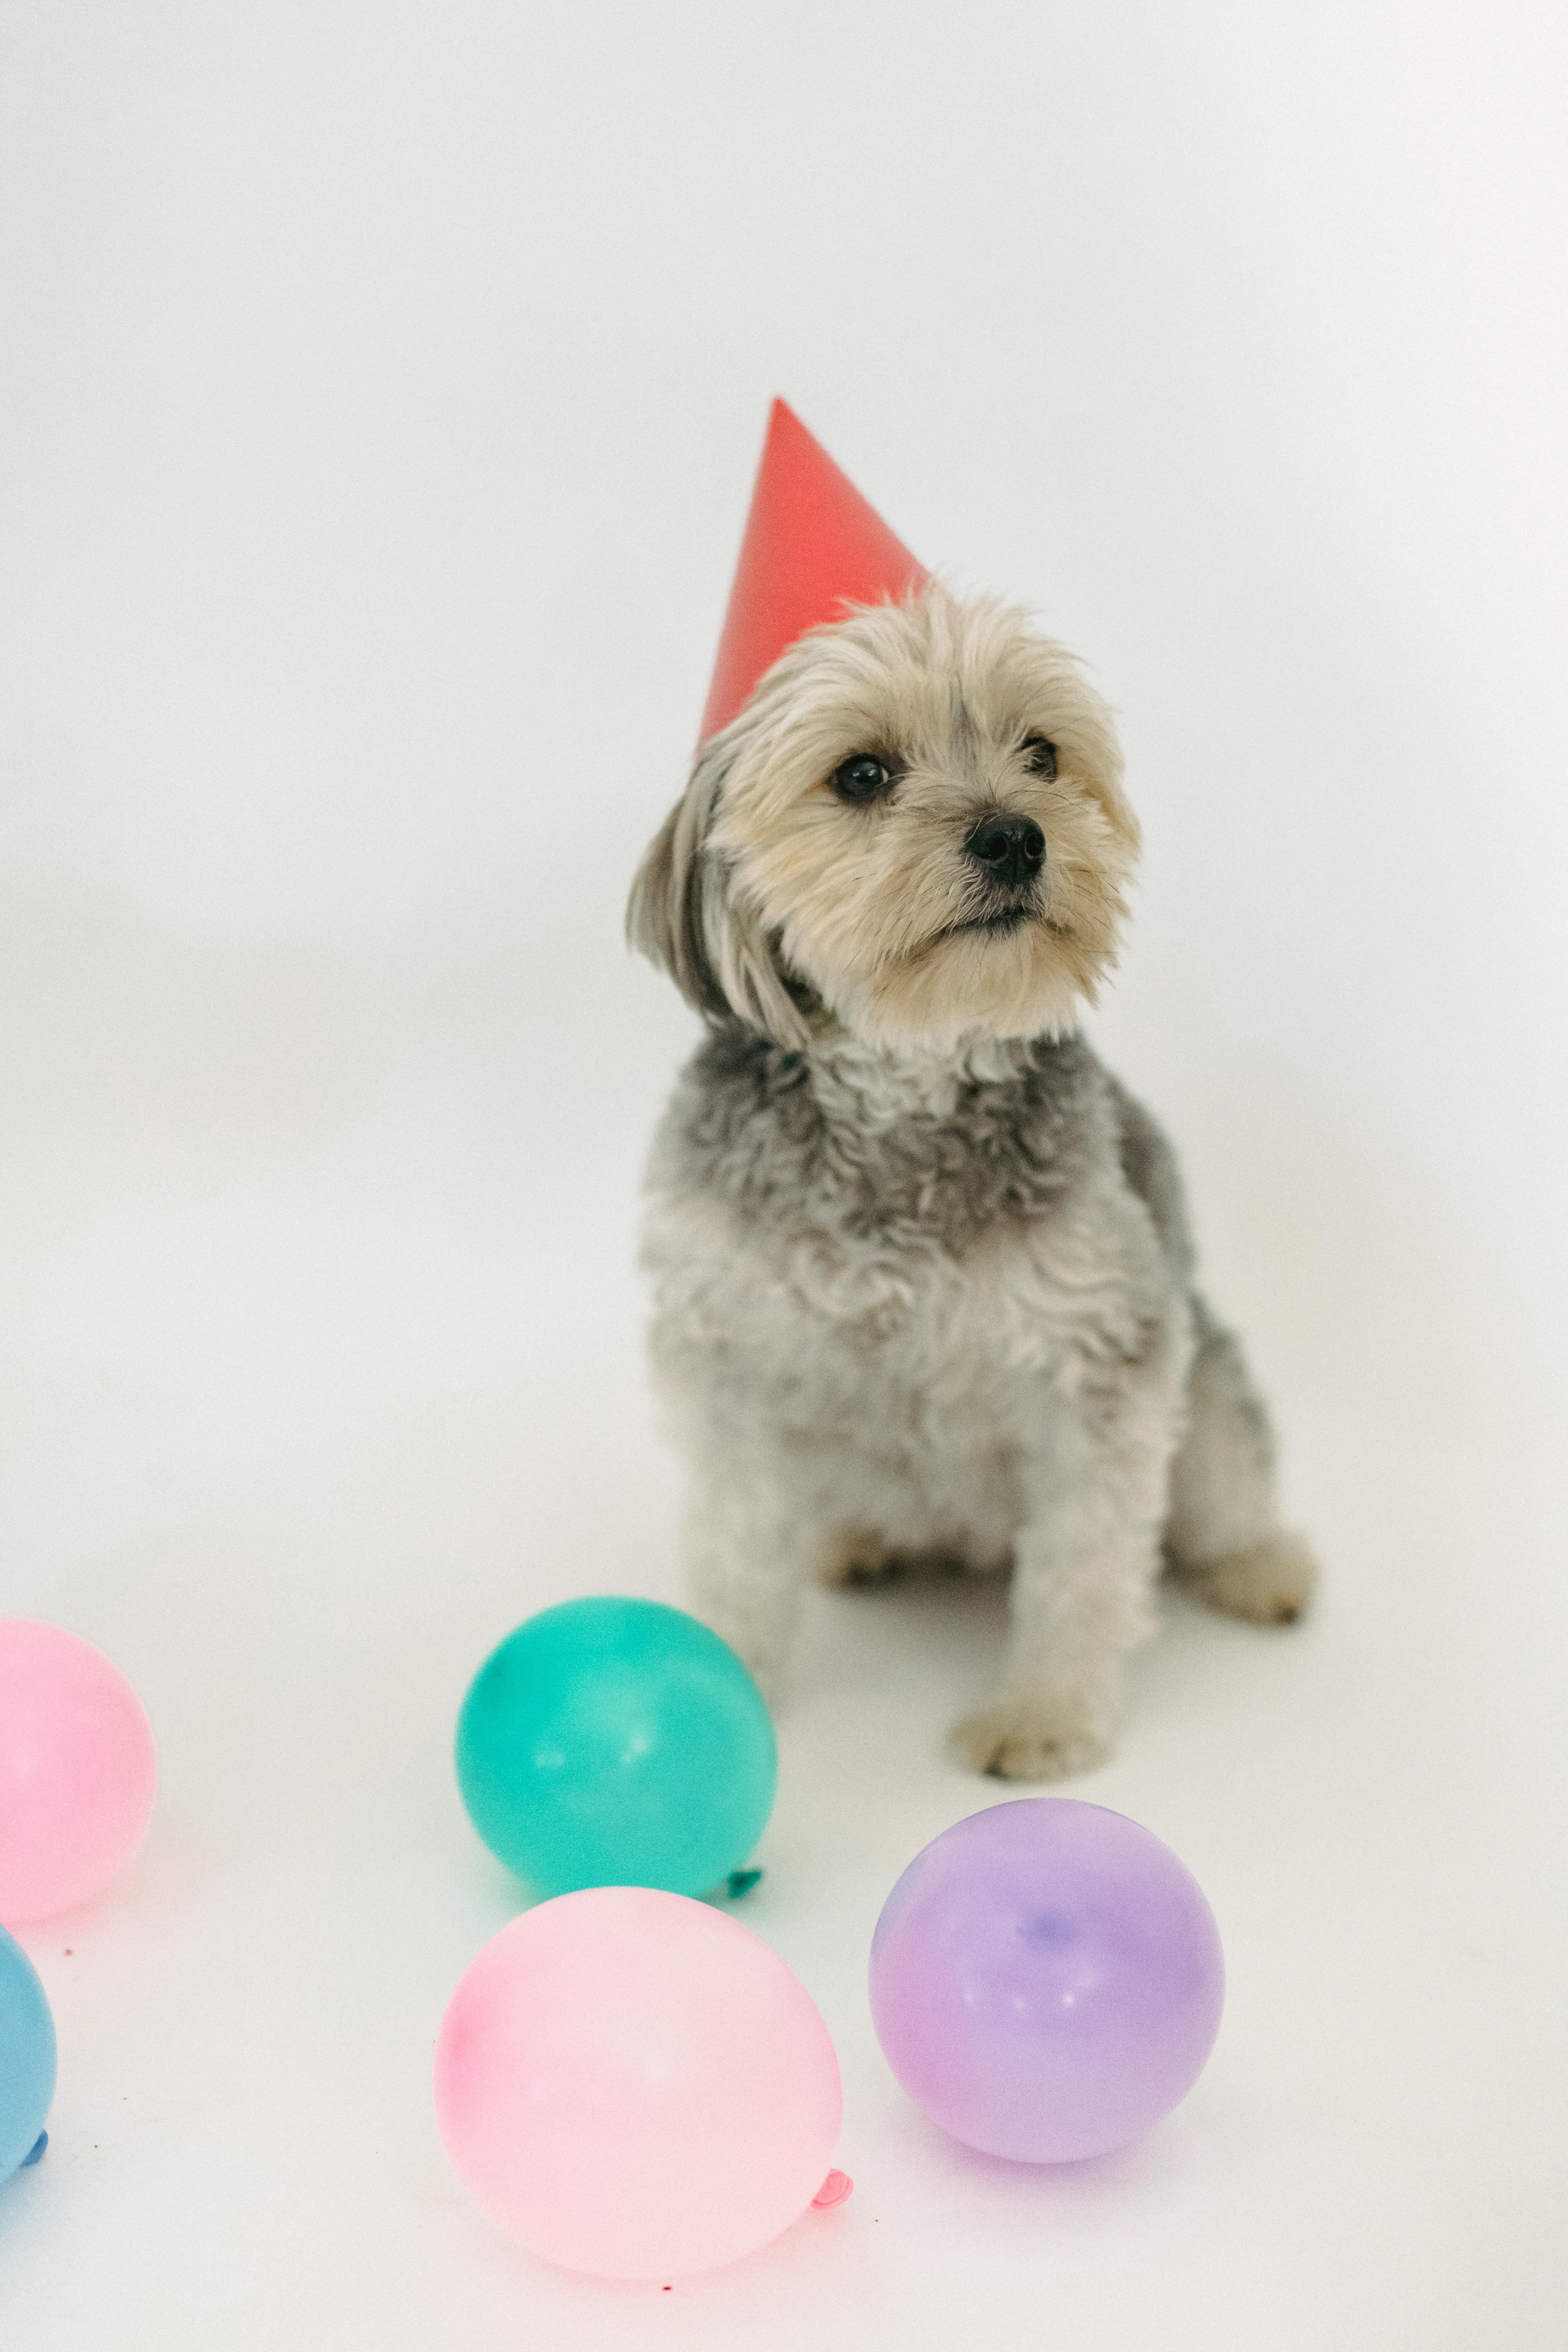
{"left": 632, "top": 586, "right": 1137, "bottom": 1052}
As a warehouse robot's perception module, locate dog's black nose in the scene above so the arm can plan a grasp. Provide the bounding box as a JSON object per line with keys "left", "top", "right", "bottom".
{"left": 964, "top": 812, "right": 1046, "bottom": 888}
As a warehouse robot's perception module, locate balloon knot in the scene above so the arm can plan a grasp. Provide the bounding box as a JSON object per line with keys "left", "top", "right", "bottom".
{"left": 22, "top": 2132, "right": 47, "bottom": 2168}
{"left": 811, "top": 2168, "right": 853, "bottom": 2209}
{"left": 725, "top": 1868, "right": 763, "bottom": 1898}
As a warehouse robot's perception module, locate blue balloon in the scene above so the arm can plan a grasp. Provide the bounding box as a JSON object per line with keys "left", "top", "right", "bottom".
{"left": 0, "top": 1926, "right": 55, "bottom": 2183}
{"left": 456, "top": 1597, "right": 777, "bottom": 1901}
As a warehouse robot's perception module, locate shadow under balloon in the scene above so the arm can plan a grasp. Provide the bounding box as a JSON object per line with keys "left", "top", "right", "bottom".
{"left": 0, "top": 2143, "right": 51, "bottom": 2215}
{"left": 454, "top": 2106, "right": 1183, "bottom": 2310}
{"left": 893, "top": 2095, "right": 1194, "bottom": 2209}
{"left": 437, "top": 2154, "right": 862, "bottom": 2313}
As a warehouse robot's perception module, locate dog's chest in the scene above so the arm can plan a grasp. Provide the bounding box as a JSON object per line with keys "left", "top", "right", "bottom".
{"left": 644, "top": 1032, "right": 1160, "bottom": 1425}
{"left": 650, "top": 1181, "right": 1140, "bottom": 1400}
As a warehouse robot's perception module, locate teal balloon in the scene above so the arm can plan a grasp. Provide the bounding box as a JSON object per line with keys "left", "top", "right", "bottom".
{"left": 0, "top": 1926, "right": 56, "bottom": 2183}
{"left": 455, "top": 1598, "right": 777, "bottom": 1900}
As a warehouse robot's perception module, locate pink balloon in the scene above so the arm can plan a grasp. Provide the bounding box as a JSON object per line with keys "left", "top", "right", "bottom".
{"left": 0, "top": 1621, "right": 158, "bottom": 1923}
{"left": 435, "top": 1887, "right": 844, "bottom": 2280}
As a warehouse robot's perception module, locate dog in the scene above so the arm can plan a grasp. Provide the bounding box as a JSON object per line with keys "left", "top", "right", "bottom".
{"left": 628, "top": 578, "right": 1317, "bottom": 1778}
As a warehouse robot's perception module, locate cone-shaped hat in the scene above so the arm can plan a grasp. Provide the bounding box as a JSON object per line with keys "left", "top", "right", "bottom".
{"left": 699, "top": 400, "right": 927, "bottom": 742}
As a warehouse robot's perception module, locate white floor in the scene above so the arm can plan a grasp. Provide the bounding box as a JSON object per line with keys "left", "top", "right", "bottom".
{"left": 1, "top": 911, "right": 1563, "bottom": 2351}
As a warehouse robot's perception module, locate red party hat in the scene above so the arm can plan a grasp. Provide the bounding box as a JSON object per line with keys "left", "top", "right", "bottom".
{"left": 698, "top": 400, "right": 927, "bottom": 742}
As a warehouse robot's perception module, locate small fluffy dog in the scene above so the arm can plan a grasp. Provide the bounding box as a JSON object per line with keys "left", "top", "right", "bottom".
{"left": 629, "top": 580, "right": 1316, "bottom": 1778}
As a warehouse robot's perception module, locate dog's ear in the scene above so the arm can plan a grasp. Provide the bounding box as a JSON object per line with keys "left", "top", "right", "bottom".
{"left": 626, "top": 768, "right": 731, "bottom": 1023}
{"left": 626, "top": 753, "right": 812, "bottom": 1047}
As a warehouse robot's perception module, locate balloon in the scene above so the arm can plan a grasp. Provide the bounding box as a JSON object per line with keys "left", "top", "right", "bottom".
{"left": 455, "top": 1598, "right": 775, "bottom": 1900}
{"left": 434, "top": 1886, "right": 844, "bottom": 2280}
{"left": 869, "top": 1798, "right": 1224, "bottom": 2163}
{"left": 0, "top": 1621, "right": 158, "bottom": 1924}
{"left": 0, "top": 1925, "right": 56, "bottom": 2181}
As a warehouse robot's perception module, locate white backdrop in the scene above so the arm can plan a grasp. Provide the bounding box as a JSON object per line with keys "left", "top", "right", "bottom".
{"left": 1, "top": 4, "right": 1564, "bottom": 2346}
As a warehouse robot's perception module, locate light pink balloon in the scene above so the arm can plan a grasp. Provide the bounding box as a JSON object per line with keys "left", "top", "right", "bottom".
{"left": 434, "top": 1886, "right": 844, "bottom": 2281}
{"left": 0, "top": 1620, "right": 158, "bottom": 1923}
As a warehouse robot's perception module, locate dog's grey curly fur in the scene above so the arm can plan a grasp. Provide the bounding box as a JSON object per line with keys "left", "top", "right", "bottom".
{"left": 632, "top": 582, "right": 1316, "bottom": 1778}
{"left": 657, "top": 1026, "right": 1102, "bottom": 1252}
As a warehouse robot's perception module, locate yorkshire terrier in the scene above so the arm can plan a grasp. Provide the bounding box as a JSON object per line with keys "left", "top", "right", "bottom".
{"left": 628, "top": 574, "right": 1316, "bottom": 1779}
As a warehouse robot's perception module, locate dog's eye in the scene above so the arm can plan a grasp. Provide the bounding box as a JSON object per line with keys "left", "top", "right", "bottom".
{"left": 1022, "top": 737, "right": 1058, "bottom": 779}
{"left": 830, "top": 754, "right": 897, "bottom": 806}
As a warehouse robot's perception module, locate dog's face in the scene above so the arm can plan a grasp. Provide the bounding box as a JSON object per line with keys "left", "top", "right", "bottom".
{"left": 629, "top": 584, "right": 1138, "bottom": 1053}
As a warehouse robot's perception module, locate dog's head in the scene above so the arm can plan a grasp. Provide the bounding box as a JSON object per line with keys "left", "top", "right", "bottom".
{"left": 628, "top": 582, "right": 1138, "bottom": 1053}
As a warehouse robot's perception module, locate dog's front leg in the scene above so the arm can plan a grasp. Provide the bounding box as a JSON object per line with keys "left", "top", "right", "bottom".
{"left": 951, "top": 1341, "right": 1185, "bottom": 1781}
{"left": 680, "top": 1441, "right": 818, "bottom": 1704}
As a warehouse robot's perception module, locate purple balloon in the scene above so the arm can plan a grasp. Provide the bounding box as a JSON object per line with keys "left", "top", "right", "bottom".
{"left": 869, "top": 1798, "right": 1224, "bottom": 2163}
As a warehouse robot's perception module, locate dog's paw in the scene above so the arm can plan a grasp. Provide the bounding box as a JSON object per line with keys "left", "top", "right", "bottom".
{"left": 1177, "top": 1530, "right": 1319, "bottom": 1625}
{"left": 817, "top": 1534, "right": 906, "bottom": 1590}
{"left": 948, "top": 1703, "right": 1111, "bottom": 1783}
